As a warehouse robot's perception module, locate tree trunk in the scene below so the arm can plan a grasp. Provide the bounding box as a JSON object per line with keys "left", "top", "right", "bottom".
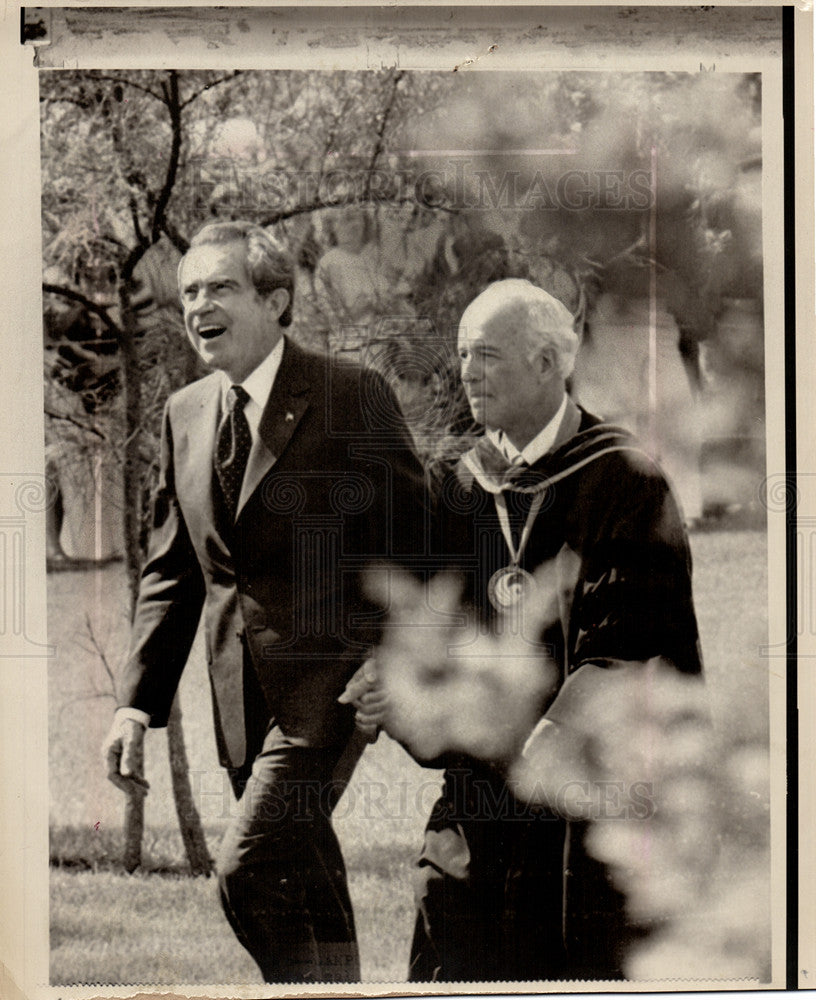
{"left": 118, "top": 72, "right": 209, "bottom": 876}
{"left": 167, "top": 695, "right": 213, "bottom": 876}
{"left": 118, "top": 281, "right": 212, "bottom": 876}
{"left": 119, "top": 284, "right": 146, "bottom": 869}
{"left": 122, "top": 737, "right": 146, "bottom": 874}
{"left": 119, "top": 288, "right": 143, "bottom": 610}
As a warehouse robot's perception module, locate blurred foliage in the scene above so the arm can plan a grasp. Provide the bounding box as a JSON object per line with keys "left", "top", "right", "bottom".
{"left": 370, "top": 567, "right": 770, "bottom": 981}
{"left": 411, "top": 72, "right": 761, "bottom": 337}
{"left": 41, "top": 70, "right": 763, "bottom": 477}
{"left": 364, "top": 568, "right": 557, "bottom": 763}
{"left": 39, "top": 69, "right": 452, "bottom": 482}
{"left": 516, "top": 661, "right": 770, "bottom": 981}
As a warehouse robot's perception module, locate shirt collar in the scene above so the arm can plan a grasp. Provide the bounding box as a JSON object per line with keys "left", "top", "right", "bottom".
{"left": 487, "top": 393, "right": 569, "bottom": 467}
{"left": 219, "top": 336, "right": 284, "bottom": 412}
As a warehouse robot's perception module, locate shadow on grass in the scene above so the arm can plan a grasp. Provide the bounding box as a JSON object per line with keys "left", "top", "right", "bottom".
{"left": 51, "top": 822, "right": 420, "bottom": 881}
{"left": 50, "top": 823, "right": 224, "bottom": 876}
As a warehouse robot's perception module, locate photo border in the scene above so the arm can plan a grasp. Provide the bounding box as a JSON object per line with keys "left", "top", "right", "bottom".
{"left": 1, "top": 4, "right": 811, "bottom": 999}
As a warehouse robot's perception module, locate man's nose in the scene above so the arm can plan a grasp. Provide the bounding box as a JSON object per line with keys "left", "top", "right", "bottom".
{"left": 186, "top": 289, "right": 214, "bottom": 314}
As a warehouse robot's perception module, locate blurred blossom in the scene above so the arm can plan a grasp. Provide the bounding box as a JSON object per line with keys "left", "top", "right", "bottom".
{"left": 522, "top": 659, "right": 771, "bottom": 981}
{"left": 369, "top": 572, "right": 770, "bottom": 980}
{"left": 526, "top": 661, "right": 770, "bottom": 980}
{"left": 365, "top": 566, "right": 558, "bottom": 764}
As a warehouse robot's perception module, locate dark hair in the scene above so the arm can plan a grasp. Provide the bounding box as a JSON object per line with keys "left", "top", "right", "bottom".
{"left": 184, "top": 220, "right": 295, "bottom": 327}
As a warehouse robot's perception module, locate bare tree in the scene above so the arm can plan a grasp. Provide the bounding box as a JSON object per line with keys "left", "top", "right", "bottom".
{"left": 41, "top": 70, "right": 229, "bottom": 875}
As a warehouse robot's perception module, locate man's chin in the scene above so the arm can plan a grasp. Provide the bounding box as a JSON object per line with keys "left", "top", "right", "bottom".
{"left": 196, "top": 338, "right": 226, "bottom": 362}
{"left": 467, "top": 401, "right": 491, "bottom": 424}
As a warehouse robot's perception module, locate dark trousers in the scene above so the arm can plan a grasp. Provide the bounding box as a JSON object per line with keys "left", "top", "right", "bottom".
{"left": 217, "top": 726, "right": 360, "bottom": 983}
{"left": 408, "top": 767, "right": 570, "bottom": 983}
{"left": 409, "top": 830, "right": 511, "bottom": 982}
{"left": 409, "top": 799, "right": 632, "bottom": 982}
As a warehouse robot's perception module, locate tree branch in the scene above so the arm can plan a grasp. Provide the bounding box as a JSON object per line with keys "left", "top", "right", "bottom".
{"left": 113, "top": 73, "right": 183, "bottom": 284}
{"left": 179, "top": 71, "right": 243, "bottom": 111}
{"left": 56, "top": 613, "right": 120, "bottom": 721}
{"left": 84, "top": 612, "right": 118, "bottom": 689}
{"left": 45, "top": 409, "right": 108, "bottom": 442}
{"left": 151, "top": 71, "right": 182, "bottom": 246}
{"left": 161, "top": 221, "right": 190, "bottom": 256}
{"left": 91, "top": 74, "right": 164, "bottom": 103}
{"left": 42, "top": 284, "right": 123, "bottom": 341}
{"left": 58, "top": 690, "right": 116, "bottom": 724}
{"left": 364, "top": 70, "right": 406, "bottom": 200}
{"left": 40, "top": 96, "right": 92, "bottom": 110}
{"left": 258, "top": 192, "right": 422, "bottom": 228}
{"left": 130, "top": 195, "right": 147, "bottom": 249}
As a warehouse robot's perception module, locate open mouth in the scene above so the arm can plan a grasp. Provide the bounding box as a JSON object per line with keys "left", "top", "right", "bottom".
{"left": 198, "top": 325, "right": 227, "bottom": 341}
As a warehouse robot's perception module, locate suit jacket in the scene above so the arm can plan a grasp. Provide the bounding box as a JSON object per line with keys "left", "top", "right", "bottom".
{"left": 119, "top": 336, "right": 426, "bottom": 769}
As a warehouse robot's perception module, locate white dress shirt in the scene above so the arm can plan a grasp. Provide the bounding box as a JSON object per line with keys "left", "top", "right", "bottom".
{"left": 219, "top": 335, "right": 285, "bottom": 444}
{"left": 487, "top": 392, "right": 568, "bottom": 467}
{"left": 116, "top": 338, "right": 285, "bottom": 730}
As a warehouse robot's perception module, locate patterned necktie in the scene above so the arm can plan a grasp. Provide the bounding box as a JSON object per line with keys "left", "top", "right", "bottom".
{"left": 214, "top": 384, "right": 252, "bottom": 523}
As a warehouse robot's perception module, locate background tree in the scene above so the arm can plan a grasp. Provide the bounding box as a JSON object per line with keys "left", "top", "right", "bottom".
{"left": 40, "top": 69, "right": 246, "bottom": 874}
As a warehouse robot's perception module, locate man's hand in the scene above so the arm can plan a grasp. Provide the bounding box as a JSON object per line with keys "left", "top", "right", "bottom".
{"left": 338, "top": 659, "right": 387, "bottom": 742}
{"left": 359, "top": 569, "right": 558, "bottom": 764}
{"left": 101, "top": 715, "right": 150, "bottom": 797}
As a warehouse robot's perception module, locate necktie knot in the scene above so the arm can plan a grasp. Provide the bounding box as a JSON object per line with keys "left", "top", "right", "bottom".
{"left": 468, "top": 437, "right": 531, "bottom": 489}
{"left": 227, "top": 384, "right": 250, "bottom": 413}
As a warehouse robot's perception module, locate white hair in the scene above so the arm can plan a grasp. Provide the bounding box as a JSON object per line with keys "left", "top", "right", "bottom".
{"left": 463, "top": 278, "right": 580, "bottom": 379}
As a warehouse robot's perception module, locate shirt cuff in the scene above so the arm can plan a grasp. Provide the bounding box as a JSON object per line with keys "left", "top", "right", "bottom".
{"left": 115, "top": 706, "right": 151, "bottom": 728}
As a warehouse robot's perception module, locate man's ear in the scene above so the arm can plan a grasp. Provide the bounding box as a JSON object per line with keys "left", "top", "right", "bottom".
{"left": 539, "top": 348, "right": 556, "bottom": 378}
{"left": 265, "top": 287, "right": 290, "bottom": 322}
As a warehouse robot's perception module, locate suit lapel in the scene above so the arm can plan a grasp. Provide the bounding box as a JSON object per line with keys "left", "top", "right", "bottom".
{"left": 236, "top": 336, "right": 312, "bottom": 519}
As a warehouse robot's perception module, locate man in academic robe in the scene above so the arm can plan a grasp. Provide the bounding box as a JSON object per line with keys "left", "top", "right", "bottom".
{"left": 346, "top": 278, "right": 702, "bottom": 981}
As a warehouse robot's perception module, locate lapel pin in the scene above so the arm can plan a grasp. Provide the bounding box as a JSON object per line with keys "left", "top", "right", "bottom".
{"left": 285, "top": 411, "right": 294, "bottom": 422}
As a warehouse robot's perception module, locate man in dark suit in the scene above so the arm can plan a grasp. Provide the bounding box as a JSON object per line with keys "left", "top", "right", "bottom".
{"left": 102, "top": 220, "right": 425, "bottom": 983}
{"left": 347, "top": 278, "right": 702, "bottom": 981}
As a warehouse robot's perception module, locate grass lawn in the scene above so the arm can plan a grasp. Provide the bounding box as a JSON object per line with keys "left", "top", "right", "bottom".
{"left": 50, "top": 869, "right": 260, "bottom": 986}
{"left": 50, "top": 849, "right": 420, "bottom": 985}
{"left": 48, "top": 527, "right": 769, "bottom": 986}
